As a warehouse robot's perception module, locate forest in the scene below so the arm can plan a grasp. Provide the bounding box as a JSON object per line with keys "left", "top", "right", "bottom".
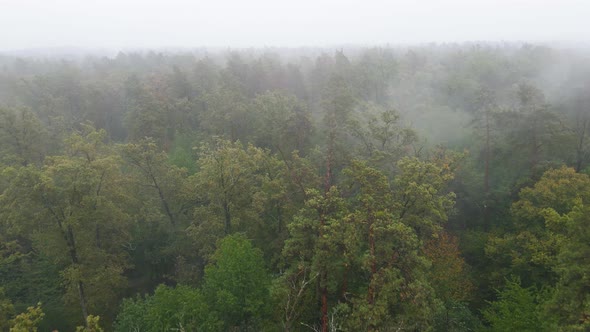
{"left": 0, "top": 43, "right": 590, "bottom": 331}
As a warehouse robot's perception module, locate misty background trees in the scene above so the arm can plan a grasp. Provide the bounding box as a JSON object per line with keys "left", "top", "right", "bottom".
{"left": 1, "top": 43, "right": 590, "bottom": 330}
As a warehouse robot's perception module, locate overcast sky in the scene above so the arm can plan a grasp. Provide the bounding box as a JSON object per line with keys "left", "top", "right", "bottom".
{"left": 1, "top": 0, "right": 589, "bottom": 51}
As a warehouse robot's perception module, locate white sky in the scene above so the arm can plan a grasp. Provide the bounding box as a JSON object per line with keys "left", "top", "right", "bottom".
{"left": 0, "top": 0, "right": 589, "bottom": 51}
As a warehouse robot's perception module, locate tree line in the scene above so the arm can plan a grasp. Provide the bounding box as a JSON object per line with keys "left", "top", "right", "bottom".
{"left": 0, "top": 44, "right": 590, "bottom": 331}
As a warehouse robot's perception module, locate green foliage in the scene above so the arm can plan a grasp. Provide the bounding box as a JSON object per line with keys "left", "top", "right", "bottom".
{"left": 124, "top": 75, "right": 170, "bottom": 146}
{"left": 281, "top": 185, "right": 350, "bottom": 330}
{"left": 115, "top": 285, "right": 220, "bottom": 332}
{"left": 0, "top": 126, "right": 132, "bottom": 323}
{"left": 393, "top": 156, "right": 457, "bottom": 240}
{"left": 114, "top": 285, "right": 220, "bottom": 332}
{"left": 250, "top": 91, "right": 312, "bottom": 153}
{"left": 199, "top": 83, "right": 251, "bottom": 141}
{"left": 0, "top": 232, "right": 74, "bottom": 330}
{"left": 1, "top": 45, "right": 590, "bottom": 331}
{"left": 345, "top": 157, "right": 456, "bottom": 330}
{"left": 0, "top": 107, "right": 47, "bottom": 166}
{"left": 349, "top": 104, "right": 417, "bottom": 174}
{"left": 0, "top": 288, "right": 15, "bottom": 331}
{"left": 120, "top": 137, "right": 187, "bottom": 226}
{"left": 434, "top": 301, "right": 482, "bottom": 332}
{"left": 187, "top": 139, "right": 290, "bottom": 261}
{"left": 488, "top": 167, "right": 590, "bottom": 328}
{"left": 270, "top": 265, "right": 318, "bottom": 331}
{"left": 76, "top": 315, "right": 104, "bottom": 332}
{"left": 424, "top": 232, "right": 474, "bottom": 303}
{"left": 9, "top": 303, "right": 44, "bottom": 332}
{"left": 203, "top": 234, "right": 271, "bottom": 330}
{"left": 113, "top": 296, "right": 148, "bottom": 332}
{"left": 482, "top": 277, "right": 553, "bottom": 332}
{"left": 167, "top": 132, "right": 198, "bottom": 174}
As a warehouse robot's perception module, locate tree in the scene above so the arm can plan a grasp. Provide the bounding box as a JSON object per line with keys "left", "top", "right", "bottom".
{"left": 120, "top": 138, "right": 187, "bottom": 226}
{"left": 250, "top": 91, "right": 312, "bottom": 155}
{"left": 342, "top": 158, "right": 455, "bottom": 331}
{"left": 271, "top": 265, "right": 319, "bottom": 332}
{"left": 0, "top": 107, "right": 47, "bottom": 166}
{"left": 203, "top": 234, "right": 271, "bottom": 330}
{"left": 124, "top": 75, "right": 171, "bottom": 147}
{"left": 526, "top": 169, "right": 590, "bottom": 328}
{"left": 424, "top": 232, "right": 473, "bottom": 304}
{"left": 282, "top": 185, "right": 351, "bottom": 332}
{"left": 490, "top": 167, "right": 590, "bottom": 328}
{"left": 187, "top": 140, "right": 286, "bottom": 259}
{"left": 563, "top": 85, "right": 590, "bottom": 172}
{"left": 199, "top": 78, "right": 252, "bottom": 142}
{"left": 349, "top": 103, "right": 417, "bottom": 175}
{"left": 321, "top": 74, "right": 356, "bottom": 191}
{"left": 0, "top": 125, "right": 131, "bottom": 324}
{"left": 120, "top": 137, "right": 197, "bottom": 287}
{"left": 0, "top": 288, "right": 15, "bottom": 331}
{"left": 425, "top": 232, "right": 476, "bottom": 331}
{"left": 393, "top": 156, "right": 457, "bottom": 241}
{"left": 9, "top": 303, "right": 44, "bottom": 332}
{"left": 0, "top": 235, "right": 70, "bottom": 331}
{"left": 510, "top": 83, "right": 564, "bottom": 173}
{"left": 470, "top": 87, "right": 501, "bottom": 229}
{"left": 76, "top": 315, "right": 103, "bottom": 332}
{"left": 114, "top": 285, "right": 219, "bottom": 332}
{"left": 353, "top": 48, "right": 397, "bottom": 104}
{"left": 482, "top": 278, "right": 552, "bottom": 332}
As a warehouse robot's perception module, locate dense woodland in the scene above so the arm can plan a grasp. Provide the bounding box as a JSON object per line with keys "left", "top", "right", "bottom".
{"left": 1, "top": 43, "right": 590, "bottom": 331}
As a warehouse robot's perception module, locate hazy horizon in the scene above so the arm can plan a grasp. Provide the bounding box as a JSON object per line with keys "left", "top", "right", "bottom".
{"left": 1, "top": 0, "right": 589, "bottom": 53}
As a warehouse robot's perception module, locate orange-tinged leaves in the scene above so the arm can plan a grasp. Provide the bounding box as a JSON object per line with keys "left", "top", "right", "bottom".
{"left": 424, "top": 231, "right": 473, "bottom": 302}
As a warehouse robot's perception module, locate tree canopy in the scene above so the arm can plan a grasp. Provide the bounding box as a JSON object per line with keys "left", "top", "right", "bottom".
{"left": 0, "top": 44, "right": 589, "bottom": 331}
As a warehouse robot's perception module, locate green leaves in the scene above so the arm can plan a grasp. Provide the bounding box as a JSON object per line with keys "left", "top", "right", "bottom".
{"left": 188, "top": 139, "right": 291, "bottom": 261}
{"left": 488, "top": 167, "right": 590, "bottom": 328}
{"left": 115, "top": 285, "right": 220, "bottom": 332}
{"left": 9, "top": 303, "right": 44, "bottom": 332}
{"left": 120, "top": 137, "right": 187, "bottom": 226}
{"left": 0, "top": 126, "right": 132, "bottom": 323}
{"left": 341, "top": 159, "right": 456, "bottom": 330}
{"left": 203, "top": 234, "right": 270, "bottom": 330}
{"left": 482, "top": 278, "right": 553, "bottom": 332}
{"left": 75, "top": 315, "right": 104, "bottom": 332}
{"left": 116, "top": 235, "right": 269, "bottom": 331}
{"left": 250, "top": 91, "right": 311, "bottom": 153}
{"left": 0, "top": 107, "right": 47, "bottom": 166}
{"left": 0, "top": 288, "right": 15, "bottom": 331}
{"left": 393, "top": 156, "right": 456, "bottom": 240}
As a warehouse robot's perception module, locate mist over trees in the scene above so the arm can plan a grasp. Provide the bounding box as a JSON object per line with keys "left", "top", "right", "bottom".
{"left": 1, "top": 43, "right": 590, "bottom": 331}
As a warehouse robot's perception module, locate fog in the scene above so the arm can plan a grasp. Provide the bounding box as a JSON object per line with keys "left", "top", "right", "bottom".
{"left": 4, "top": 1, "right": 590, "bottom": 330}
{"left": 1, "top": 0, "right": 589, "bottom": 52}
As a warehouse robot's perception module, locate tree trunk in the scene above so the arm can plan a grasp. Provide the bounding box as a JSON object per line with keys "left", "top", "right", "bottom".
{"left": 223, "top": 200, "right": 231, "bottom": 234}
{"left": 318, "top": 210, "right": 328, "bottom": 332}
{"left": 151, "top": 174, "right": 176, "bottom": 226}
{"left": 324, "top": 121, "right": 336, "bottom": 194}
{"left": 321, "top": 272, "right": 328, "bottom": 332}
{"left": 77, "top": 281, "right": 89, "bottom": 325}
{"left": 66, "top": 226, "right": 89, "bottom": 324}
{"left": 368, "top": 221, "right": 376, "bottom": 305}
{"left": 483, "top": 110, "right": 491, "bottom": 230}
{"left": 340, "top": 263, "right": 349, "bottom": 302}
